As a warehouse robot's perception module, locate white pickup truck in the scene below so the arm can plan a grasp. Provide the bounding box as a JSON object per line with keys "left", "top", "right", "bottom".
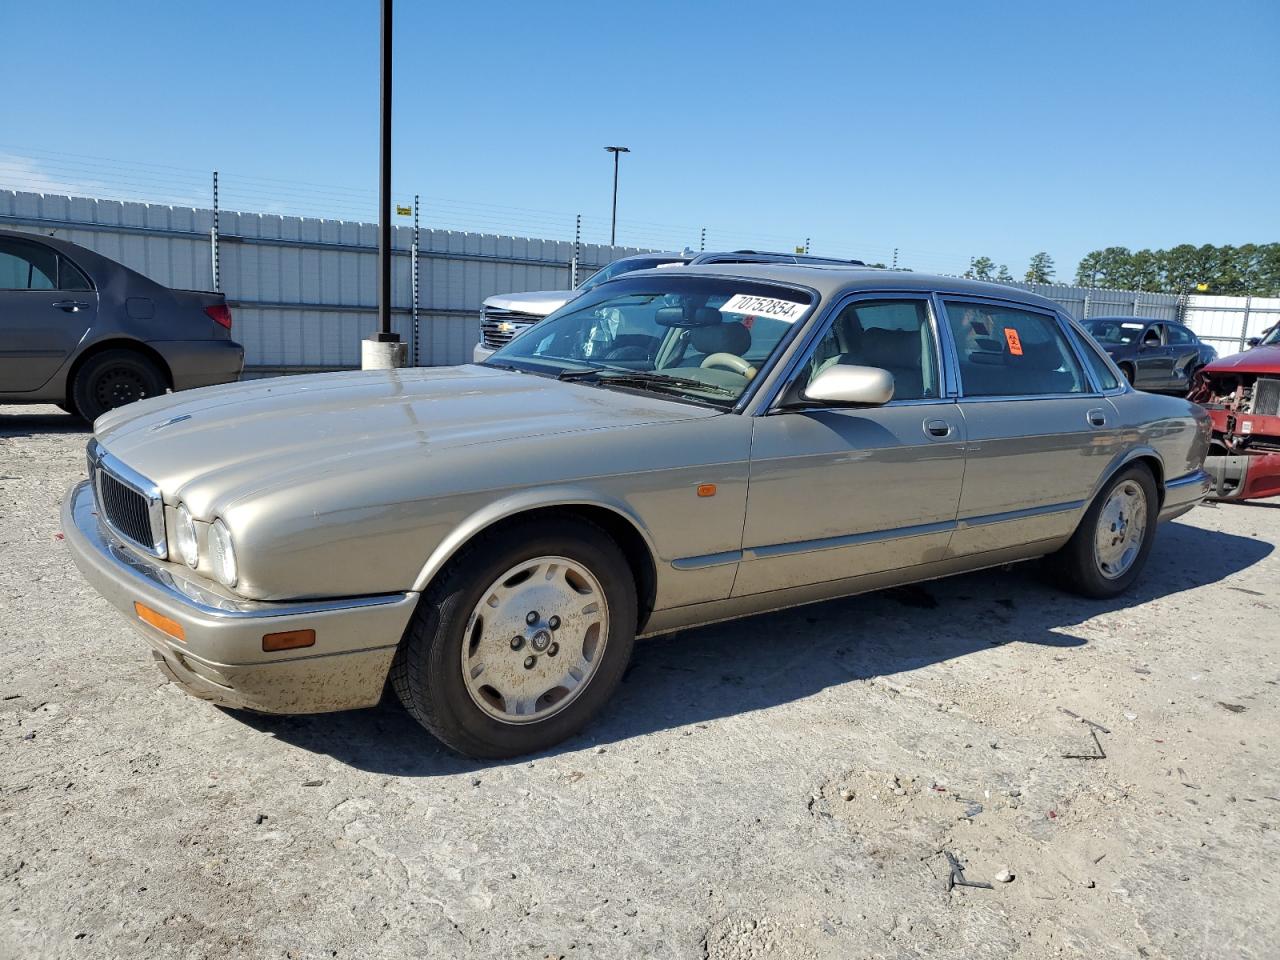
{"left": 473, "top": 249, "right": 864, "bottom": 362}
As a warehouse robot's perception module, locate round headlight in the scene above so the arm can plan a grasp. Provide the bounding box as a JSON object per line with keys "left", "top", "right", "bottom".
{"left": 208, "top": 519, "right": 238, "bottom": 587}
{"left": 175, "top": 504, "right": 199, "bottom": 568}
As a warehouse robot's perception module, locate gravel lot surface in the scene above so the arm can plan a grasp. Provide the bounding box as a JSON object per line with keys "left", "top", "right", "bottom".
{"left": 2, "top": 403, "right": 1278, "bottom": 960}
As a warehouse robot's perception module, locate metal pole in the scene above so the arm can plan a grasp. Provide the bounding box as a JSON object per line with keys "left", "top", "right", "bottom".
{"left": 699, "top": 227, "right": 705, "bottom": 252}
{"left": 376, "top": 0, "right": 395, "bottom": 341}
{"left": 892, "top": 247, "right": 898, "bottom": 269}
{"left": 804, "top": 237, "right": 811, "bottom": 255}
{"left": 1240, "top": 294, "right": 1252, "bottom": 353}
{"left": 411, "top": 194, "right": 420, "bottom": 365}
{"left": 604, "top": 146, "right": 629, "bottom": 246}
{"left": 571, "top": 213, "right": 581, "bottom": 289}
{"left": 210, "top": 171, "right": 220, "bottom": 293}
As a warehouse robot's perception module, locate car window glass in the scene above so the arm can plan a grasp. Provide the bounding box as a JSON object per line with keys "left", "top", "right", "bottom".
{"left": 800, "top": 299, "right": 939, "bottom": 401}
{"left": 1074, "top": 327, "right": 1121, "bottom": 390}
{"left": 0, "top": 239, "right": 57, "bottom": 290}
{"left": 1142, "top": 326, "right": 1162, "bottom": 347}
{"left": 1085, "top": 320, "right": 1143, "bottom": 345}
{"left": 58, "top": 256, "right": 93, "bottom": 291}
{"left": 494, "top": 275, "right": 812, "bottom": 406}
{"left": 1166, "top": 324, "right": 1194, "bottom": 345}
{"left": 944, "top": 301, "right": 1087, "bottom": 397}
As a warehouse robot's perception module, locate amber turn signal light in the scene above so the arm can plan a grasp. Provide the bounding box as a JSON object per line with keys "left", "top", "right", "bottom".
{"left": 134, "top": 602, "right": 186, "bottom": 642}
{"left": 262, "top": 629, "right": 316, "bottom": 652}
{"left": 696, "top": 483, "right": 717, "bottom": 497}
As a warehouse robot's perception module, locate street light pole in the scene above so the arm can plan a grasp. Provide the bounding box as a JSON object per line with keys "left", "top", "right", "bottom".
{"left": 364, "top": 0, "right": 404, "bottom": 369}
{"left": 604, "top": 146, "right": 629, "bottom": 246}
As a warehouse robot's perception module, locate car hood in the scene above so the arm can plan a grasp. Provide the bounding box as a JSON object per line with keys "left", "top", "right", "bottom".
{"left": 1204, "top": 344, "right": 1280, "bottom": 374}
{"left": 93, "top": 365, "right": 718, "bottom": 500}
{"left": 483, "top": 289, "right": 578, "bottom": 316}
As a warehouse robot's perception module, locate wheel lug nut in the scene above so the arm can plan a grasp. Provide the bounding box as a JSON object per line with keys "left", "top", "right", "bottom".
{"left": 548, "top": 616, "right": 561, "bottom": 631}
{"left": 526, "top": 611, "right": 539, "bottom": 625}
{"left": 547, "top": 642, "right": 559, "bottom": 657}
{"left": 523, "top": 656, "right": 536, "bottom": 670}
{"left": 510, "top": 636, "right": 524, "bottom": 650}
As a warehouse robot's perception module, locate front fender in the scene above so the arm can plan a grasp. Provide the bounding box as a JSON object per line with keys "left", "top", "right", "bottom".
{"left": 410, "top": 485, "right": 660, "bottom": 594}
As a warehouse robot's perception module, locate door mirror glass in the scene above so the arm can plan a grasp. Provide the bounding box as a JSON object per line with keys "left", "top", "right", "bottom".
{"left": 803, "top": 364, "right": 895, "bottom": 406}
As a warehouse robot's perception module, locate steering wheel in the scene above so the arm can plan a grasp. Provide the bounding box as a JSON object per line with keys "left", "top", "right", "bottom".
{"left": 700, "top": 352, "right": 757, "bottom": 380}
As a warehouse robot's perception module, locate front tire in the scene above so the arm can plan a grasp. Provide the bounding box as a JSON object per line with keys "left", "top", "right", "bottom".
{"left": 1045, "top": 464, "right": 1158, "bottom": 599}
{"left": 391, "top": 517, "right": 638, "bottom": 758}
{"left": 71, "top": 349, "right": 167, "bottom": 422}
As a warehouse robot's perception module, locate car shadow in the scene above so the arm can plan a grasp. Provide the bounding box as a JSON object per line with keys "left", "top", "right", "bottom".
{"left": 0, "top": 408, "right": 90, "bottom": 438}
{"left": 237, "top": 517, "right": 1271, "bottom": 777}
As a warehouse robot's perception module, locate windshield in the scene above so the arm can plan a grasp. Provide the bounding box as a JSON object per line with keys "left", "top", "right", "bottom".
{"left": 578, "top": 256, "right": 687, "bottom": 292}
{"left": 1084, "top": 319, "right": 1146, "bottom": 346}
{"left": 1259, "top": 324, "right": 1280, "bottom": 347}
{"left": 486, "top": 275, "right": 815, "bottom": 406}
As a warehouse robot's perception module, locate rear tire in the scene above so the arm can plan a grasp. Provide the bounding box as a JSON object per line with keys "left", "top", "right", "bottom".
{"left": 391, "top": 517, "right": 638, "bottom": 758}
{"left": 71, "top": 349, "right": 167, "bottom": 422}
{"left": 1045, "top": 464, "right": 1158, "bottom": 599}
{"left": 1119, "top": 363, "right": 1136, "bottom": 386}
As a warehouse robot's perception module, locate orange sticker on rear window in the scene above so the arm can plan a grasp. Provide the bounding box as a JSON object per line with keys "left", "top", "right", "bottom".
{"left": 1003, "top": 327, "right": 1023, "bottom": 356}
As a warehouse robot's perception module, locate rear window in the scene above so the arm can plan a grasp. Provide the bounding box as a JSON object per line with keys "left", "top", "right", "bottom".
{"left": 944, "top": 301, "right": 1087, "bottom": 397}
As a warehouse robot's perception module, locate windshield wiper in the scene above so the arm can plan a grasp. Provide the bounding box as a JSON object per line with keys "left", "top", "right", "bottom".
{"left": 558, "top": 368, "right": 736, "bottom": 397}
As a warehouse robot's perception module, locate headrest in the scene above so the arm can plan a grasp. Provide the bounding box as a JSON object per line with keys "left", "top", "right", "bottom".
{"left": 860, "top": 327, "right": 917, "bottom": 368}
{"left": 691, "top": 321, "right": 751, "bottom": 357}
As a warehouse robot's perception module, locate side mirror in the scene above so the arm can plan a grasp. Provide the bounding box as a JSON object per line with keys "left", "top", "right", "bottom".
{"left": 1247, "top": 337, "right": 1261, "bottom": 348}
{"left": 802, "top": 364, "right": 895, "bottom": 406}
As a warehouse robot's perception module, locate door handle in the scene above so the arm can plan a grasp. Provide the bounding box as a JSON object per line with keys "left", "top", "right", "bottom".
{"left": 52, "top": 300, "right": 89, "bottom": 313}
{"left": 1087, "top": 408, "right": 1108, "bottom": 427}
{"left": 924, "top": 419, "right": 953, "bottom": 438}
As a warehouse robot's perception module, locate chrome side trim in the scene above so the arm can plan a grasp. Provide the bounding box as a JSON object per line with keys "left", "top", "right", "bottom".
{"left": 956, "top": 500, "right": 1086, "bottom": 529}
{"left": 68, "top": 480, "right": 410, "bottom": 620}
{"left": 670, "top": 550, "right": 743, "bottom": 570}
{"left": 740, "top": 518, "right": 955, "bottom": 562}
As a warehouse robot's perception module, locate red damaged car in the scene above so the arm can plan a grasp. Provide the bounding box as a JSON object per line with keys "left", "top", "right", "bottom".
{"left": 1188, "top": 325, "right": 1280, "bottom": 501}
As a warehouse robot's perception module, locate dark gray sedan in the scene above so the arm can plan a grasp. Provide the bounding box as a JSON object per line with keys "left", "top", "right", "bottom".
{"left": 1081, "top": 317, "right": 1215, "bottom": 393}
{"left": 0, "top": 229, "right": 243, "bottom": 421}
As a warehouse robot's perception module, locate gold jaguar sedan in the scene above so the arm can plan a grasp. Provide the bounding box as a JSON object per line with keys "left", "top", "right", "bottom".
{"left": 64, "top": 264, "right": 1211, "bottom": 757}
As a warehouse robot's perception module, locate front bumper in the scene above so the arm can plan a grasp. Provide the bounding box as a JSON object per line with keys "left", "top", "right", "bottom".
{"left": 1206, "top": 452, "right": 1280, "bottom": 501}
{"left": 1160, "top": 469, "right": 1212, "bottom": 521}
{"left": 62, "top": 480, "right": 418, "bottom": 714}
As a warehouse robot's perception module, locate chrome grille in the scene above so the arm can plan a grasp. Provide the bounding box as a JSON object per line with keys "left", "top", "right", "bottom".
{"left": 480, "top": 308, "right": 542, "bottom": 349}
{"left": 88, "top": 442, "right": 167, "bottom": 559}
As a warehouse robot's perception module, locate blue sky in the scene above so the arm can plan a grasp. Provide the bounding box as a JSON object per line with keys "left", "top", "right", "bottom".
{"left": 2, "top": 0, "right": 1277, "bottom": 277}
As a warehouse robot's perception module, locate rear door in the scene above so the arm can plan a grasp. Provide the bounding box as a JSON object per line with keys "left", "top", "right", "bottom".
{"left": 1134, "top": 322, "right": 1174, "bottom": 390}
{"left": 940, "top": 297, "right": 1124, "bottom": 557}
{"left": 1163, "top": 322, "right": 1202, "bottom": 384}
{"left": 0, "top": 237, "right": 97, "bottom": 392}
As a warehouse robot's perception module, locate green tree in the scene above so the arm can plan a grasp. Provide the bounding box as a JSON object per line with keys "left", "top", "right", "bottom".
{"left": 1024, "top": 251, "right": 1055, "bottom": 284}
{"left": 996, "top": 264, "right": 1013, "bottom": 282}
{"left": 966, "top": 256, "right": 996, "bottom": 280}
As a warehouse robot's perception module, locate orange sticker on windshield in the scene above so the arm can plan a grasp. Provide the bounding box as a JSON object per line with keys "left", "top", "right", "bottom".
{"left": 1003, "top": 327, "right": 1023, "bottom": 356}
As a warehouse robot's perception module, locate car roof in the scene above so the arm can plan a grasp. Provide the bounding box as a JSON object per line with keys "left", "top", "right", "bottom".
{"left": 623, "top": 261, "right": 1065, "bottom": 312}
{"left": 1086, "top": 316, "right": 1167, "bottom": 323}
{"left": 608, "top": 249, "right": 865, "bottom": 267}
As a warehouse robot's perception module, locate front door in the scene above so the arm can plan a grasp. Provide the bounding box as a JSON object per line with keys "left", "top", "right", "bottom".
{"left": 939, "top": 298, "right": 1124, "bottom": 556}
{"left": 735, "top": 295, "right": 967, "bottom": 596}
{"left": 0, "top": 237, "right": 97, "bottom": 392}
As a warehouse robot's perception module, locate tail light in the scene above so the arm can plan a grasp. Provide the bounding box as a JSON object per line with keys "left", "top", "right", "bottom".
{"left": 204, "top": 304, "right": 233, "bottom": 330}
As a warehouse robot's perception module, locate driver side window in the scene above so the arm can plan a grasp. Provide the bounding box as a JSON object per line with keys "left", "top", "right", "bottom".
{"left": 801, "top": 299, "right": 940, "bottom": 401}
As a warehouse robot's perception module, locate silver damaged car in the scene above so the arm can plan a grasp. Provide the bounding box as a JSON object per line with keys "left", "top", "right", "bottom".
{"left": 64, "top": 264, "right": 1212, "bottom": 757}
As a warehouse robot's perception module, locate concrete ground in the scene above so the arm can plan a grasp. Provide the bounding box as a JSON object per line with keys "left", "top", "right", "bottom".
{"left": 1, "top": 403, "right": 1278, "bottom": 960}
